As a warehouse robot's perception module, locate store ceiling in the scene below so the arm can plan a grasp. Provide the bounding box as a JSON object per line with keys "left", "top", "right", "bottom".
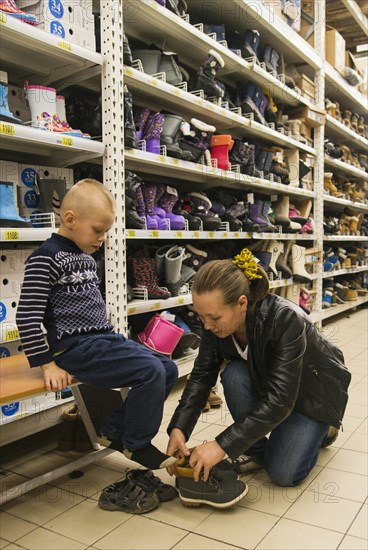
{"left": 326, "top": 0, "right": 368, "bottom": 52}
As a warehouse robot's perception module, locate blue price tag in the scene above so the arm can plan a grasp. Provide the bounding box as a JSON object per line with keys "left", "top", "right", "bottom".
{"left": 0, "top": 302, "right": 6, "bottom": 322}
{"left": 1, "top": 403, "right": 20, "bottom": 417}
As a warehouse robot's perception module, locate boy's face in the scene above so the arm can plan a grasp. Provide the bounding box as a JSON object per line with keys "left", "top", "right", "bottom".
{"left": 71, "top": 207, "right": 115, "bottom": 254}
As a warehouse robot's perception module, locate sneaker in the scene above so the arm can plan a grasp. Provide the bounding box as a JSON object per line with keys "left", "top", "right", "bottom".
{"left": 207, "top": 388, "right": 223, "bottom": 407}
{"left": 217, "top": 452, "right": 265, "bottom": 475}
{"left": 126, "top": 469, "right": 177, "bottom": 501}
{"left": 98, "top": 478, "right": 159, "bottom": 513}
{"left": 174, "top": 457, "right": 248, "bottom": 508}
{"left": 321, "top": 426, "right": 339, "bottom": 448}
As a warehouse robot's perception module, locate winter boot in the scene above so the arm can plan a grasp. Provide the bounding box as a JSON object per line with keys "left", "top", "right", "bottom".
{"left": 142, "top": 112, "right": 165, "bottom": 154}
{"left": 165, "top": 245, "right": 187, "bottom": 296}
{"left": 36, "top": 177, "right": 67, "bottom": 226}
{"left": 131, "top": 256, "right": 171, "bottom": 299}
{"left": 262, "top": 45, "right": 280, "bottom": 74}
{"left": 158, "top": 186, "right": 185, "bottom": 229}
{"left": 179, "top": 118, "right": 216, "bottom": 164}
{"left": 134, "top": 107, "right": 151, "bottom": 141}
{"left": 183, "top": 243, "right": 208, "bottom": 271}
{"left": 299, "top": 288, "right": 311, "bottom": 314}
{"left": 124, "top": 86, "right": 138, "bottom": 149}
{"left": 266, "top": 240, "right": 283, "bottom": 277}
{"left": 124, "top": 171, "right": 146, "bottom": 229}
{"left": 324, "top": 173, "right": 344, "bottom": 198}
{"left": 132, "top": 48, "right": 162, "bottom": 75}
{"left": 204, "top": 24, "right": 226, "bottom": 42}
{"left": 249, "top": 203, "right": 276, "bottom": 232}
{"left": 241, "top": 29, "right": 261, "bottom": 62}
{"left": 0, "top": 0, "right": 38, "bottom": 24}
{"left": 25, "top": 82, "right": 74, "bottom": 134}
{"left": 275, "top": 243, "right": 293, "bottom": 278}
{"left": 229, "top": 140, "right": 253, "bottom": 172}
{"left": 237, "top": 82, "right": 267, "bottom": 125}
{"left": 186, "top": 192, "right": 221, "bottom": 230}
{"left": 159, "top": 51, "right": 183, "bottom": 85}
{"left": 161, "top": 114, "right": 192, "bottom": 160}
{"left": 142, "top": 184, "right": 170, "bottom": 230}
{"left": 194, "top": 50, "right": 225, "bottom": 98}
{"left": 0, "top": 182, "right": 30, "bottom": 227}
{"left": 253, "top": 250, "right": 272, "bottom": 272}
{"left": 56, "top": 95, "right": 88, "bottom": 138}
{"left": 134, "top": 181, "right": 157, "bottom": 229}
{"left": 210, "top": 135, "right": 234, "bottom": 170}
{"left": 173, "top": 195, "right": 202, "bottom": 230}
{"left": 0, "top": 71, "right": 22, "bottom": 124}
{"left": 57, "top": 405, "right": 78, "bottom": 451}
{"left": 123, "top": 31, "right": 133, "bottom": 66}
{"left": 290, "top": 244, "right": 312, "bottom": 283}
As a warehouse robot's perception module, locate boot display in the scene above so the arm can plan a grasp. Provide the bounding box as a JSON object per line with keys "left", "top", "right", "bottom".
{"left": 142, "top": 112, "right": 165, "bottom": 154}
{"left": 158, "top": 186, "right": 185, "bottom": 230}
{"left": 210, "top": 134, "right": 234, "bottom": 170}
{"left": 142, "top": 183, "right": 170, "bottom": 230}
{"left": 179, "top": 118, "right": 216, "bottom": 164}
{"left": 161, "top": 114, "right": 193, "bottom": 160}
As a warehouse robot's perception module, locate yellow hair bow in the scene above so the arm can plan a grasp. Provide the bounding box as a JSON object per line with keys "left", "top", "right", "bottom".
{"left": 232, "top": 248, "right": 262, "bottom": 282}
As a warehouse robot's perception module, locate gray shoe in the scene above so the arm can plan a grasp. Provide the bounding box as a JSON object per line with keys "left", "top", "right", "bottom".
{"left": 98, "top": 478, "right": 159, "bottom": 513}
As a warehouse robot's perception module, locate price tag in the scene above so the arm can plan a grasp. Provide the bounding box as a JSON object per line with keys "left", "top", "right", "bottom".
{"left": 208, "top": 231, "right": 214, "bottom": 238}
{"left": 125, "top": 67, "right": 134, "bottom": 77}
{"left": 5, "top": 230, "right": 19, "bottom": 241}
{"left": 222, "top": 232, "right": 228, "bottom": 238}
{"left": 150, "top": 79, "right": 158, "bottom": 87}
{"left": 0, "top": 122, "right": 15, "bottom": 135}
{"left": 5, "top": 329, "right": 20, "bottom": 341}
{"left": 172, "top": 158, "right": 179, "bottom": 165}
{"left": 176, "top": 231, "right": 183, "bottom": 238}
{"left": 153, "top": 302, "right": 161, "bottom": 310}
{"left": 193, "top": 231, "right": 200, "bottom": 238}
{"left": 58, "top": 40, "right": 72, "bottom": 51}
{"left": 150, "top": 230, "right": 159, "bottom": 238}
{"left": 158, "top": 155, "right": 166, "bottom": 163}
{"left": 61, "top": 136, "right": 73, "bottom": 146}
{"left": 177, "top": 297, "right": 185, "bottom": 305}
{"left": 127, "top": 307, "right": 136, "bottom": 315}
{"left": 234, "top": 232, "right": 240, "bottom": 238}
{"left": 0, "top": 12, "right": 7, "bottom": 25}
{"left": 127, "top": 229, "right": 136, "bottom": 238}
{"left": 276, "top": 233, "right": 281, "bottom": 239}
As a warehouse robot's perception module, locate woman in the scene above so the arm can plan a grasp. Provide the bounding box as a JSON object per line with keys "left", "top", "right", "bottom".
{"left": 167, "top": 248, "right": 350, "bottom": 486}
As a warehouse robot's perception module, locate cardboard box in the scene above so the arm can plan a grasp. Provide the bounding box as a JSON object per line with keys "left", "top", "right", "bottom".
{"left": 0, "top": 161, "right": 19, "bottom": 187}
{"left": 300, "top": 120, "right": 312, "bottom": 140}
{"left": 287, "top": 105, "right": 325, "bottom": 128}
{"left": 296, "top": 74, "right": 315, "bottom": 101}
{"left": 326, "top": 29, "right": 346, "bottom": 73}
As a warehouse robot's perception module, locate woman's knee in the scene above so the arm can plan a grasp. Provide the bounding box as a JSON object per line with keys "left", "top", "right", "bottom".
{"left": 221, "top": 359, "right": 250, "bottom": 387}
{"left": 266, "top": 463, "right": 309, "bottom": 487}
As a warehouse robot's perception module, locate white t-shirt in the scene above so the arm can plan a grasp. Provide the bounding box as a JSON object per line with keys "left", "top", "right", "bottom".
{"left": 231, "top": 334, "right": 248, "bottom": 360}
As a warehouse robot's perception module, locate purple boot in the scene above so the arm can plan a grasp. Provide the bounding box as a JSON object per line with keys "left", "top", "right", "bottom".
{"left": 158, "top": 187, "right": 185, "bottom": 230}
{"left": 249, "top": 203, "right": 276, "bottom": 232}
{"left": 135, "top": 183, "right": 158, "bottom": 229}
{"left": 143, "top": 112, "right": 165, "bottom": 154}
{"left": 142, "top": 183, "right": 170, "bottom": 230}
{"left": 134, "top": 107, "right": 151, "bottom": 141}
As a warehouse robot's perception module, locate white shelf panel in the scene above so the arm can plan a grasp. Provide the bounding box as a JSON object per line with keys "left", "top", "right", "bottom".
{"left": 125, "top": 67, "right": 315, "bottom": 154}
{"left": 125, "top": 149, "right": 316, "bottom": 198}
{"left": 0, "top": 227, "right": 55, "bottom": 243}
{"left": 324, "top": 235, "right": 368, "bottom": 241}
{"left": 0, "top": 12, "right": 101, "bottom": 85}
{"left": 126, "top": 229, "right": 315, "bottom": 241}
{"left": 325, "top": 115, "right": 368, "bottom": 153}
{"left": 320, "top": 295, "right": 368, "bottom": 322}
{"left": 0, "top": 123, "right": 104, "bottom": 166}
{"left": 125, "top": 0, "right": 317, "bottom": 108}
{"left": 324, "top": 156, "right": 368, "bottom": 181}
{"left": 175, "top": 352, "right": 197, "bottom": 378}
{"left": 323, "top": 266, "right": 368, "bottom": 278}
{"left": 325, "top": 63, "right": 368, "bottom": 116}
{"left": 127, "top": 293, "right": 193, "bottom": 316}
{"left": 323, "top": 195, "right": 368, "bottom": 212}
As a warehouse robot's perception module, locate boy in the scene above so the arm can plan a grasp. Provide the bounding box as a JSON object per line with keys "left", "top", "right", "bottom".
{"left": 16, "top": 178, "right": 178, "bottom": 470}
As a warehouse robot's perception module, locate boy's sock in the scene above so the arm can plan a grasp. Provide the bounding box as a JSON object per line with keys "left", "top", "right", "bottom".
{"left": 123, "top": 444, "right": 178, "bottom": 469}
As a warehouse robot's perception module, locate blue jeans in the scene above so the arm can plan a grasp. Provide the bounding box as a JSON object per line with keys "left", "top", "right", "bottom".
{"left": 221, "top": 359, "right": 329, "bottom": 486}
{"left": 56, "top": 333, "right": 178, "bottom": 450}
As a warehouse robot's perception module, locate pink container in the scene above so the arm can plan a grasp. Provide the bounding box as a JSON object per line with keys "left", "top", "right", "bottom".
{"left": 138, "top": 315, "right": 184, "bottom": 356}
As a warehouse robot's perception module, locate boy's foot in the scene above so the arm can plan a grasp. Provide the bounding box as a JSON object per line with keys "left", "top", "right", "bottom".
{"left": 126, "top": 469, "right": 177, "bottom": 501}
{"left": 98, "top": 478, "right": 159, "bottom": 513}
{"left": 216, "top": 452, "right": 265, "bottom": 475}
{"left": 174, "top": 458, "right": 248, "bottom": 509}
{"left": 123, "top": 444, "right": 178, "bottom": 469}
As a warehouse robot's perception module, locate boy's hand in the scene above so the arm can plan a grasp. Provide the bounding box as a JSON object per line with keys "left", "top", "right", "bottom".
{"left": 41, "top": 361, "right": 74, "bottom": 392}
{"left": 166, "top": 428, "right": 190, "bottom": 476}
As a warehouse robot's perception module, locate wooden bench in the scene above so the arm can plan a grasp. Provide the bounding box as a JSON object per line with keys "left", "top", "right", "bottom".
{"left": 0, "top": 354, "right": 127, "bottom": 505}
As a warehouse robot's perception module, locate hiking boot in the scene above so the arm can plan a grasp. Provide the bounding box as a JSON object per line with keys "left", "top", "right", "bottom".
{"left": 208, "top": 388, "right": 223, "bottom": 407}
{"left": 217, "top": 452, "right": 265, "bottom": 475}
{"left": 174, "top": 457, "right": 248, "bottom": 508}
{"left": 98, "top": 478, "right": 159, "bottom": 513}
{"left": 321, "top": 426, "right": 339, "bottom": 448}
{"left": 126, "top": 469, "right": 177, "bottom": 501}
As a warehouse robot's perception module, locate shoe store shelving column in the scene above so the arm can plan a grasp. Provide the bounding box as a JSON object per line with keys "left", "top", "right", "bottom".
{"left": 100, "top": 0, "right": 127, "bottom": 334}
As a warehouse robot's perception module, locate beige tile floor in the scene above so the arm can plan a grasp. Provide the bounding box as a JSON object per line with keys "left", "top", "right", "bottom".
{"left": 0, "top": 308, "right": 367, "bottom": 550}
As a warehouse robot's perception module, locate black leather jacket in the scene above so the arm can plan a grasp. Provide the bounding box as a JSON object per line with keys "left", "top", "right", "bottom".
{"left": 168, "top": 294, "right": 350, "bottom": 459}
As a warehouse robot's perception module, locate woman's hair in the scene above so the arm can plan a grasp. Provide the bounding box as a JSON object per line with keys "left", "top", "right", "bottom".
{"left": 192, "top": 259, "right": 269, "bottom": 310}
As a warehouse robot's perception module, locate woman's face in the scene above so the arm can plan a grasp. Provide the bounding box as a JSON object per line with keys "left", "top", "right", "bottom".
{"left": 192, "top": 291, "right": 248, "bottom": 338}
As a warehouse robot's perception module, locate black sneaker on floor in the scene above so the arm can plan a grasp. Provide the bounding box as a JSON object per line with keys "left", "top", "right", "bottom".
{"left": 126, "top": 469, "right": 177, "bottom": 502}
{"left": 98, "top": 478, "right": 159, "bottom": 513}
{"left": 217, "top": 453, "right": 265, "bottom": 475}
{"left": 175, "top": 459, "right": 248, "bottom": 509}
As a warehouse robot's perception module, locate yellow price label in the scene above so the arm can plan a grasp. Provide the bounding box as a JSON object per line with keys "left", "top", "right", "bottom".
{"left": 150, "top": 230, "right": 159, "bottom": 238}
{"left": 222, "top": 232, "right": 228, "bottom": 239}
{"left": 177, "top": 297, "right": 185, "bottom": 305}
{"left": 193, "top": 231, "right": 200, "bottom": 238}
{"left": 153, "top": 302, "right": 161, "bottom": 310}
{"left": 172, "top": 158, "right": 179, "bottom": 165}
{"left": 5, "top": 230, "right": 19, "bottom": 241}
{"left": 0, "top": 12, "right": 6, "bottom": 25}
{"left": 158, "top": 155, "right": 166, "bottom": 162}
{"left": 0, "top": 122, "right": 15, "bottom": 135}
{"left": 208, "top": 231, "right": 214, "bottom": 238}
{"left": 176, "top": 231, "right": 183, "bottom": 238}
{"left": 127, "top": 229, "right": 136, "bottom": 238}
{"left": 58, "top": 40, "right": 72, "bottom": 51}
{"left": 5, "top": 329, "right": 20, "bottom": 341}
{"left": 61, "top": 136, "right": 73, "bottom": 146}
{"left": 125, "top": 67, "right": 134, "bottom": 77}
{"left": 127, "top": 307, "right": 136, "bottom": 315}
{"left": 276, "top": 233, "right": 281, "bottom": 239}
{"left": 234, "top": 232, "right": 240, "bottom": 238}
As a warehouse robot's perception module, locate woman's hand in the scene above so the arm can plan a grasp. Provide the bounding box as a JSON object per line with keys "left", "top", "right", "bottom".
{"left": 189, "top": 440, "right": 226, "bottom": 481}
{"left": 166, "top": 428, "right": 190, "bottom": 476}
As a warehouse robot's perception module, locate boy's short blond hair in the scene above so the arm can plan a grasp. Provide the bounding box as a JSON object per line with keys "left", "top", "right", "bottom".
{"left": 61, "top": 179, "right": 116, "bottom": 219}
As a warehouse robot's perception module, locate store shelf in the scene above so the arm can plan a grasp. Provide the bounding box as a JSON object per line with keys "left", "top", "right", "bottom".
{"left": 0, "top": 123, "right": 104, "bottom": 166}
{"left": 0, "top": 227, "right": 55, "bottom": 243}
{"left": 320, "top": 295, "right": 368, "bottom": 322}
{"left": 125, "top": 67, "right": 315, "bottom": 154}
{"left": 127, "top": 293, "right": 193, "bottom": 316}
{"left": 0, "top": 13, "right": 102, "bottom": 86}
{"left": 324, "top": 156, "right": 368, "bottom": 181}
{"left": 325, "top": 115, "right": 368, "bottom": 153}
{"left": 126, "top": 229, "right": 315, "bottom": 241}
{"left": 322, "top": 266, "right": 368, "bottom": 278}
{"left": 324, "top": 235, "right": 368, "bottom": 241}
{"left": 323, "top": 195, "right": 368, "bottom": 212}
{"left": 175, "top": 352, "right": 198, "bottom": 378}
{"left": 125, "top": 149, "right": 315, "bottom": 198}
{"left": 124, "top": 0, "right": 318, "bottom": 109}
{"left": 325, "top": 63, "right": 368, "bottom": 116}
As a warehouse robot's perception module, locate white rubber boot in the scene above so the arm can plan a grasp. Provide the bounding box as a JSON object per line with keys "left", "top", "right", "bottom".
{"left": 25, "top": 83, "right": 74, "bottom": 134}
{"left": 290, "top": 244, "right": 312, "bottom": 283}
